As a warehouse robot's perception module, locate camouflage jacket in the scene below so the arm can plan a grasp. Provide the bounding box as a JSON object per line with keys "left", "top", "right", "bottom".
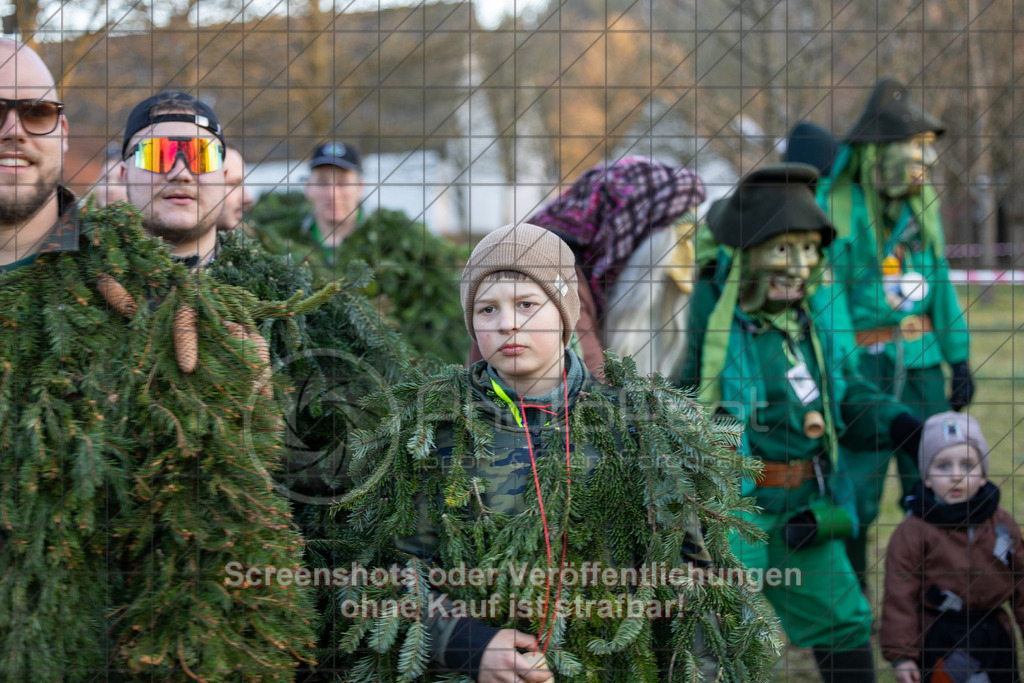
{"left": 394, "top": 355, "right": 713, "bottom": 677}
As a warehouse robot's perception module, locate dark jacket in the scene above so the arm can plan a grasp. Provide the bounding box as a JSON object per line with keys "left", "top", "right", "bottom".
{"left": 396, "top": 356, "right": 713, "bottom": 676}
{"left": 881, "top": 484, "right": 1024, "bottom": 665}
{"left": 334, "top": 348, "right": 775, "bottom": 682}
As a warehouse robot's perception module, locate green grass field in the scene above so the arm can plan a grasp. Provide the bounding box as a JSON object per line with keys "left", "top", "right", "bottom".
{"left": 773, "top": 285, "right": 1024, "bottom": 682}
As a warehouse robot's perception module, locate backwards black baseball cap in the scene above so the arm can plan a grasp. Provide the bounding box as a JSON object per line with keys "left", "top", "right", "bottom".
{"left": 309, "top": 141, "right": 362, "bottom": 172}
{"left": 122, "top": 91, "right": 225, "bottom": 158}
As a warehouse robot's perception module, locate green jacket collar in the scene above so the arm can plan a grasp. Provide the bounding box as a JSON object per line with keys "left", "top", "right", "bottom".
{"left": 303, "top": 209, "right": 366, "bottom": 266}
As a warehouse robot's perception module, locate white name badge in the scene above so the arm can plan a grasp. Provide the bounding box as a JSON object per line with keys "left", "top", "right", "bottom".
{"left": 787, "top": 362, "right": 820, "bottom": 405}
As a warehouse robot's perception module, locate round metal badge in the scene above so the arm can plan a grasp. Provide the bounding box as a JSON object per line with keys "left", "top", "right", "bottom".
{"left": 899, "top": 271, "right": 928, "bottom": 302}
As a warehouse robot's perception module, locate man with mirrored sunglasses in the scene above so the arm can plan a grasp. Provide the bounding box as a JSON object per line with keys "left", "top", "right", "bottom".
{"left": 121, "top": 90, "right": 228, "bottom": 269}
{"left": 0, "top": 38, "right": 75, "bottom": 274}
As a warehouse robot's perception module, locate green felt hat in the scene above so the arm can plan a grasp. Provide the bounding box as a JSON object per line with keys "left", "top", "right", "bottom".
{"left": 707, "top": 163, "right": 835, "bottom": 250}
{"left": 845, "top": 77, "right": 945, "bottom": 144}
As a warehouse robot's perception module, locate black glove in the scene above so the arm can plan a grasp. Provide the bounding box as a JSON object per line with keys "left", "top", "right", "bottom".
{"left": 783, "top": 509, "right": 818, "bottom": 550}
{"left": 890, "top": 411, "right": 924, "bottom": 458}
{"left": 949, "top": 361, "right": 975, "bottom": 411}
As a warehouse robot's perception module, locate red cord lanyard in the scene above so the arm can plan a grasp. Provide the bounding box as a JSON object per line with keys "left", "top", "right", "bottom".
{"left": 517, "top": 370, "right": 571, "bottom": 654}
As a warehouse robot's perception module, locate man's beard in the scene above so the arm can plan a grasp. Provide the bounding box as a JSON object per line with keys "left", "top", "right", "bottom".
{"left": 0, "top": 176, "right": 57, "bottom": 224}
{"left": 144, "top": 214, "right": 218, "bottom": 246}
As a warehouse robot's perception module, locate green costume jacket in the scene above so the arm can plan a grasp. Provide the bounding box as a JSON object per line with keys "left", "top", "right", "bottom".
{"left": 681, "top": 254, "right": 909, "bottom": 510}
{"left": 817, "top": 144, "right": 970, "bottom": 370}
{"left": 332, "top": 352, "right": 780, "bottom": 682}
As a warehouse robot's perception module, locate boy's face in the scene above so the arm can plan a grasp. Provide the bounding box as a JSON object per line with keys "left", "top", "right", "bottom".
{"left": 472, "top": 277, "right": 564, "bottom": 396}
{"left": 925, "top": 443, "right": 986, "bottom": 504}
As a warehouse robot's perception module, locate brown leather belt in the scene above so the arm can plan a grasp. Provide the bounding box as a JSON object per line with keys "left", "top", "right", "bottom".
{"left": 855, "top": 314, "right": 933, "bottom": 347}
{"left": 756, "top": 460, "right": 815, "bottom": 489}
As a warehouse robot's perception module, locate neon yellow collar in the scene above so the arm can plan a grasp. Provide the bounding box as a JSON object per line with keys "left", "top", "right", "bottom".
{"left": 490, "top": 377, "right": 524, "bottom": 427}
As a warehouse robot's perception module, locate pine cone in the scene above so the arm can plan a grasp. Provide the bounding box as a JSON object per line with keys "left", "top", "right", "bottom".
{"left": 224, "top": 321, "right": 272, "bottom": 398}
{"left": 224, "top": 320, "right": 246, "bottom": 340}
{"left": 245, "top": 329, "right": 273, "bottom": 399}
{"left": 96, "top": 273, "right": 138, "bottom": 317}
{"left": 173, "top": 305, "right": 199, "bottom": 373}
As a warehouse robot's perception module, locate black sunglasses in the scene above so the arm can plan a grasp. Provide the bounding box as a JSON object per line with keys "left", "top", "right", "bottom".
{"left": 0, "top": 98, "right": 64, "bottom": 135}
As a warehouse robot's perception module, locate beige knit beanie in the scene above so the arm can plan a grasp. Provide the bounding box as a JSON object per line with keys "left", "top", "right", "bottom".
{"left": 461, "top": 223, "right": 580, "bottom": 346}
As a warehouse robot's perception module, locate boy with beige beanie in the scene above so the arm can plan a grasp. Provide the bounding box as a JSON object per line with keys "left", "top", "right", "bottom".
{"left": 882, "top": 412, "right": 1024, "bottom": 683}
{"left": 329, "top": 223, "right": 779, "bottom": 681}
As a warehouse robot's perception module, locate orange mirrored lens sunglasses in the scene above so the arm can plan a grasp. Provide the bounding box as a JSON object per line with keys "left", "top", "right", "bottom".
{"left": 127, "top": 137, "right": 225, "bottom": 174}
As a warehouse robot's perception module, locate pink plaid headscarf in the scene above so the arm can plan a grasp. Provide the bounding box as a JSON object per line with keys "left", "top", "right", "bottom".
{"left": 529, "top": 156, "right": 705, "bottom": 314}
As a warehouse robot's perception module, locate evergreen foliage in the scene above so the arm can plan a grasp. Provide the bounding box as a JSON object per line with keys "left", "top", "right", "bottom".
{"left": 0, "top": 203, "right": 317, "bottom": 680}
{"left": 329, "top": 355, "right": 782, "bottom": 681}
{"left": 210, "top": 230, "right": 423, "bottom": 673}
{"left": 247, "top": 191, "right": 469, "bottom": 365}
{"left": 209, "top": 230, "right": 421, "bottom": 501}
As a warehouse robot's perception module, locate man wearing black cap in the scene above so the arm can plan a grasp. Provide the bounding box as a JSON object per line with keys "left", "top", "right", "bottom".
{"left": 304, "top": 141, "right": 364, "bottom": 251}
{"left": 817, "top": 78, "right": 974, "bottom": 584}
{"left": 682, "top": 163, "right": 924, "bottom": 682}
{"left": 251, "top": 141, "right": 469, "bottom": 363}
{"left": 251, "top": 140, "right": 366, "bottom": 277}
{"left": 120, "top": 90, "right": 228, "bottom": 268}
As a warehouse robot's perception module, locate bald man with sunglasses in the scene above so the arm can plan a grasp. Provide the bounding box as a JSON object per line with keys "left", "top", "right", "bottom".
{"left": 0, "top": 39, "right": 75, "bottom": 274}
{"left": 121, "top": 91, "right": 228, "bottom": 269}
{"left": 0, "top": 45, "right": 323, "bottom": 678}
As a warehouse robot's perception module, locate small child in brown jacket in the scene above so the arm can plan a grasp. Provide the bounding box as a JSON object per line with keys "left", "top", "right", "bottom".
{"left": 882, "top": 412, "right": 1024, "bottom": 683}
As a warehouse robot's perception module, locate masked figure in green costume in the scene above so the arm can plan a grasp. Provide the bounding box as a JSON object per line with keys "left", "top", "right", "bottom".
{"left": 818, "top": 78, "right": 974, "bottom": 584}
{"left": 682, "top": 163, "right": 924, "bottom": 682}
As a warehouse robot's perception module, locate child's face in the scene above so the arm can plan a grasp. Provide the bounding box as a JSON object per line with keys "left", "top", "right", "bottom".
{"left": 925, "top": 443, "right": 986, "bottom": 504}
{"left": 472, "top": 278, "right": 564, "bottom": 396}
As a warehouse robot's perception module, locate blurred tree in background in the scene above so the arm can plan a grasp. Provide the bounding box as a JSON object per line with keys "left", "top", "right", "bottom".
{"left": 6, "top": 0, "right": 1017, "bottom": 264}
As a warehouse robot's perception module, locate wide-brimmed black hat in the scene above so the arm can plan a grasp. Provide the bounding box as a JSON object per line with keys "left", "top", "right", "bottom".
{"left": 845, "top": 77, "right": 945, "bottom": 144}
{"left": 707, "top": 163, "right": 836, "bottom": 250}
